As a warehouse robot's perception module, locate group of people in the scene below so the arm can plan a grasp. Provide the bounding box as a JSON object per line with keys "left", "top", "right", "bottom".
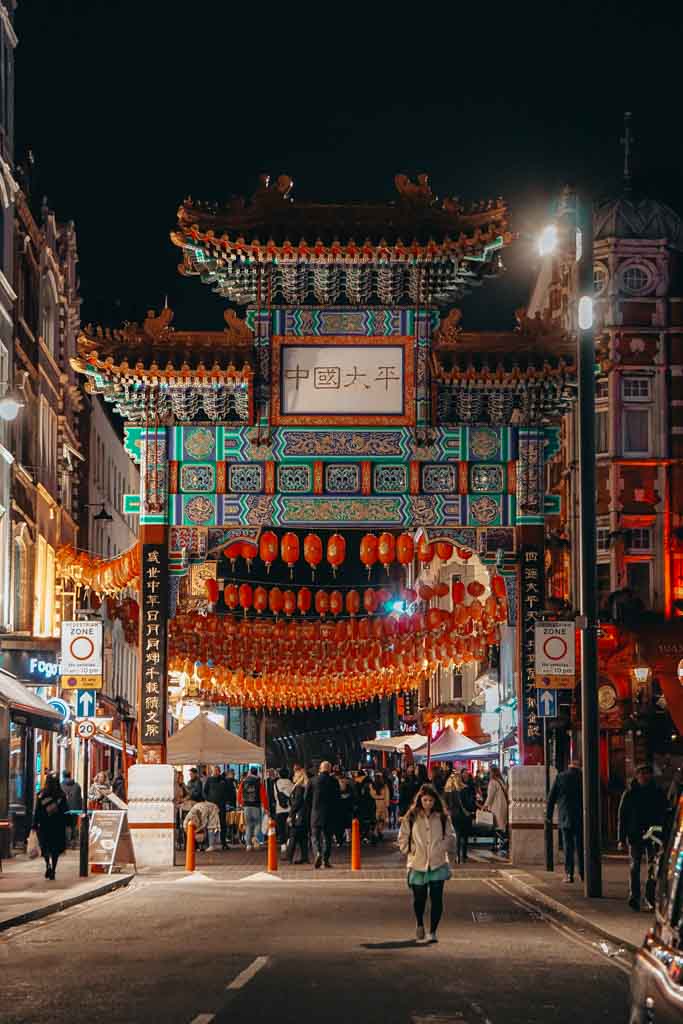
{"left": 547, "top": 759, "right": 673, "bottom": 911}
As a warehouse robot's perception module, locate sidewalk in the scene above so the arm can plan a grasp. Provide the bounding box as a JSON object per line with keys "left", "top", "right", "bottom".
{"left": 0, "top": 850, "right": 133, "bottom": 932}
{"left": 500, "top": 854, "right": 651, "bottom": 950}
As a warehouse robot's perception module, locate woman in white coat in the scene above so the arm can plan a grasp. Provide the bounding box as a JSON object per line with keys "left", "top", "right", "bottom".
{"left": 483, "top": 766, "right": 509, "bottom": 850}
{"left": 398, "top": 783, "right": 458, "bottom": 944}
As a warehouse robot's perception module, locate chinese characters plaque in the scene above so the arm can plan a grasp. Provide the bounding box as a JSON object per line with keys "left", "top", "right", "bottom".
{"left": 140, "top": 543, "right": 168, "bottom": 752}
{"left": 520, "top": 544, "right": 544, "bottom": 756}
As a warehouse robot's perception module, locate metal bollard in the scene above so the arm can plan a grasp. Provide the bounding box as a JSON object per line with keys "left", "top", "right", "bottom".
{"left": 351, "top": 817, "right": 361, "bottom": 872}
{"left": 185, "top": 822, "right": 196, "bottom": 872}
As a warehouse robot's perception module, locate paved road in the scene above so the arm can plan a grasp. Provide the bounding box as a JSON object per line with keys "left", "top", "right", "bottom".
{"left": 1, "top": 866, "right": 630, "bottom": 1024}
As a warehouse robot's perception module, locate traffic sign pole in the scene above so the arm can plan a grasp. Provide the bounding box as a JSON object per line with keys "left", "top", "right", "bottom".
{"left": 79, "top": 737, "right": 89, "bottom": 878}
{"left": 544, "top": 718, "right": 554, "bottom": 873}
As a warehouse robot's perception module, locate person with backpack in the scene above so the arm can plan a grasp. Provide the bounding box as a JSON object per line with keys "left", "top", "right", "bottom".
{"left": 273, "top": 768, "right": 294, "bottom": 851}
{"left": 398, "top": 783, "right": 457, "bottom": 944}
{"left": 237, "top": 767, "right": 269, "bottom": 850}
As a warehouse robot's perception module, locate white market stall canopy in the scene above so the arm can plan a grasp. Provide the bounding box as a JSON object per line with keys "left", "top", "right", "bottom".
{"left": 413, "top": 725, "right": 483, "bottom": 761}
{"left": 167, "top": 713, "right": 265, "bottom": 765}
{"left": 361, "top": 734, "right": 427, "bottom": 754}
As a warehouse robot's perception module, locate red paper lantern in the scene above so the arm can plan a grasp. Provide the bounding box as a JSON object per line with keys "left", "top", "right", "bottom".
{"left": 418, "top": 583, "right": 433, "bottom": 603}
{"left": 491, "top": 574, "right": 507, "bottom": 599}
{"left": 224, "top": 584, "right": 239, "bottom": 611}
{"left": 436, "top": 541, "right": 453, "bottom": 563}
{"left": 457, "top": 547, "right": 473, "bottom": 562}
{"left": 485, "top": 595, "right": 498, "bottom": 618}
{"left": 253, "top": 585, "right": 268, "bottom": 614}
{"left": 315, "top": 590, "right": 330, "bottom": 618}
{"left": 452, "top": 580, "right": 466, "bottom": 604}
{"left": 280, "top": 532, "right": 300, "bottom": 578}
{"left": 363, "top": 589, "right": 377, "bottom": 614}
{"left": 259, "top": 531, "right": 278, "bottom": 573}
{"left": 378, "top": 532, "right": 395, "bottom": 574}
{"left": 345, "top": 589, "right": 360, "bottom": 617}
{"left": 269, "top": 587, "right": 284, "bottom": 617}
{"left": 469, "top": 598, "right": 483, "bottom": 621}
{"left": 240, "top": 541, "right": 258, "bottom": 572}
{"left": 239, "top": 583, "right": 253, "bottom": 615}
{"left": 376, "top": 587, "right": 391, "bottom": 606}
{"left": 433, "top": 582, "right": 449, "bottom": 599}
{"left": 396, "top": 532, "right": 415, "bottom": 566}
{"left": 205, "top": 579, "right": 219, "bottom": 604}
{"left": 359, "top": 533, "right": 379, "bottom": 578}
{"left": 467, "top": 580, "right": 486, "bottom": 598}
{"left": 402, "top": 587, "right": 417, "bottom": 605}
{"left": 225, "top": 543, "right": 241, "bottom": 570}
{"left": 283, "top": 590, "right": 296, "bottom": 617}
{"left": 426, "top": 607, "right": 443, "bottom": 631}
{"left": 326, "top": 533, "right": 346, "bottom": 576}
{"left": 417, "top": 537, "right": 435, "bottom": 565}
{"left": 297, "top": 587, "right": 312, "bottom": 615}
{"left": 330, "top": 590, "right": 343, "bottom": 617}
{"left": 304, "top": 533, "right": 323, "bottom": 580}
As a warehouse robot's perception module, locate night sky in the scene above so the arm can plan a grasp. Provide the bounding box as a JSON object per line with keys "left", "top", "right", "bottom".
{"left": 14, "top": 2, "right": 683, "bottom": 332}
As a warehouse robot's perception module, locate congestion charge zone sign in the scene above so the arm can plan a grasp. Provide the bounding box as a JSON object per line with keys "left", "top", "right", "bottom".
{"left": 534, "top": 621, "right": 576, "bottom": 688}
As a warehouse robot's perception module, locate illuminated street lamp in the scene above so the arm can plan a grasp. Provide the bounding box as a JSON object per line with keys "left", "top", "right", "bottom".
{"left": 0, "top": 371, "right": 28, "bottom": 422}
{"left": 539, "top": 194, "right": 602, "bottom": 898}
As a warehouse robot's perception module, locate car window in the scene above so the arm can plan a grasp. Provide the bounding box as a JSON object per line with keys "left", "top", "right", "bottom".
{"left": 658, "top": 797, "right": 683, "bottom": 927}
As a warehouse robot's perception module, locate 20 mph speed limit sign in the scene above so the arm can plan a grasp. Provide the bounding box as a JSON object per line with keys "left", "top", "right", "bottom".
{"left": 76, "top": 719, "right": 96, "bottom": 740}
{"left": 534, "top": 621, "right": 576, "bottom": 688}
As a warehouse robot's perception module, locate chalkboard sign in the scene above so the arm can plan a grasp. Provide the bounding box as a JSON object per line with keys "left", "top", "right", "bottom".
{"left": 88, "top": 810, "right": 127, "bottom": 874}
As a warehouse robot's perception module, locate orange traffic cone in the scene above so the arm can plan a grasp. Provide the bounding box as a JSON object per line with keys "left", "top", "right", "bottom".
{"left": 185, "top": 822, "right": 196, "bottom": 872}
{"left": 267, "top": 822, "right": 278, "bottom": 873}
{"left": 351, "top": 818, "right": 361, "bottom": 872}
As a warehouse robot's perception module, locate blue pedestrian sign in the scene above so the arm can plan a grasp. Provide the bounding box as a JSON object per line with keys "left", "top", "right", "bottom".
{"left": 75, "top": 689, "right": 97, "bottom": 719}
{"left": 536, "top": 688, "right": 558, "bottom": 718}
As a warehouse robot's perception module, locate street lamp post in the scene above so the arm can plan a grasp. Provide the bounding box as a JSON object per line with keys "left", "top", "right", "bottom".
{"left": 576, "top": 197, "right": 602, "bottom": 897}
{"left": 540, "top": 194, "right": 602, "bottom": 897}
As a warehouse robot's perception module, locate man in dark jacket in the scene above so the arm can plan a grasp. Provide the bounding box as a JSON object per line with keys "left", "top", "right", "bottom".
{"left": 618, "top": 764, "right": 670, "bottom": 910}
{"left": 204, "top": 766, "right": 230, "bottom": 849}
{"left": 187, "top": 767, "right": 204, "bottom": 803}
{"left": 399, "top": 766, "right": 419, "bottom": 818}
{"left": 306, "top": 761, "right": 339, "bottom": 868}
{"left": 61, "top": 771, "right": 83, "bottom": 848}
{"left": 547, "top": 760, "right": 583, "bottom": 883}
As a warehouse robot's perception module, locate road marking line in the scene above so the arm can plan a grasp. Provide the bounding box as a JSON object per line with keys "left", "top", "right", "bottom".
{"left": 190, "top": 1015, "right": 214, "bottom": 1023}
{"left": 485, "top": 879, "right": 631, "bottom": 976}
{"left": 226, "top": 955, "right": 269, "bottom": 990}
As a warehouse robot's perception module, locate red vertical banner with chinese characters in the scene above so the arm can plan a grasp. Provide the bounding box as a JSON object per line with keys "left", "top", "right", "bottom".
{"left": 519, "top": 534, "right": 544, "bottom": 764}
{"left": 139, "top": 535, "right": 168, "bottom": 762}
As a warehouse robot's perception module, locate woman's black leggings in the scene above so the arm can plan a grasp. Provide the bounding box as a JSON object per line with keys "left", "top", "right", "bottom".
{"left": 411, "top": 880, "right": 445, "bottom": 933}
{"left": 44, "top": 852, "right": 60, "bottom": 873}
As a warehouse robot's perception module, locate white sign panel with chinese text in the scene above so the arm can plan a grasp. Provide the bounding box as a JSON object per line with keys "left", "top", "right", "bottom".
{"left": 281, "top": 345, "right": 404, "bottom": 416}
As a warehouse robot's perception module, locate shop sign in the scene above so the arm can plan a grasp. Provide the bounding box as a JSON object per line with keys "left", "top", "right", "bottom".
{"left": 60, "top": 622, "right": 102, "bottom": 688}
{"left": 88, "top": 810, "right": 131, "bottom": 874}
{"left": 0, "top": 651, "right": 60, "bottom": 683}
{"left": 140, "top": 544, "right": 168, "bottom": 749}
{"left": 534, "top": 621, "right": 576, "bottom": 688}
{"left": 520, "top": 545, "right": 544, "bottom": 752}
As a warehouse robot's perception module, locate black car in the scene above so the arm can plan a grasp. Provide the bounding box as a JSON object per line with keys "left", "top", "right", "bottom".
{"left": 629, "top": 795, "right": 683, "bottom": 1023}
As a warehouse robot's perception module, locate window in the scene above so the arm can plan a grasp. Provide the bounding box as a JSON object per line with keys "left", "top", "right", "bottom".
{"left": 13, "top": 532, "right": 31, "bottom": 631}
{"left": 596, "top": 410, "right": 609, "bottom": 453}
{"left": 626, "top": 562, "right": 652, "bottom": 607}
{"left": 625, "top": 527, "right": 652, "bottom": 552}
{"left": 597, "top": 562, "right": 611, "bottom": 613}
{"left": 623, "top": 408, "right": 650, "bottom": 455}
{"left": 41, "top": 291, "right": 56, "bottom": 357}
{"left": 597, "top": 527, "right": 610, "bottom": 553}
{"left": 622, "top": 377, "right": 651, "bottom": 401}
{"left": 621, "top": 265, "right": 650, "bottom": 295}
{"left": 596, "top": 378, "right": 609, "bottom": 399}
{"left": 38, "top": 397, "right": 58, "bottom": 492}
{"left": 593, "top": 265, "right": 607, "bottom": 295}
{"left": 33, "top": 536, "right": 56, "bottom": 637}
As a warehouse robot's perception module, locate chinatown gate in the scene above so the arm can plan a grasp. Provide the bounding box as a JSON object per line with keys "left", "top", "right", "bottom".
{"left": 73, "top": 174, "right": 577, "bottom": 779}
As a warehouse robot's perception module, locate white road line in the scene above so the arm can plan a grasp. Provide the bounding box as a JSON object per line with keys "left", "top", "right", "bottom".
{"left": 190, "top": 1015, "right": 214, "bottom": 1023}
{"left": 226, "top": 955, "right": 270, "bottom": 990}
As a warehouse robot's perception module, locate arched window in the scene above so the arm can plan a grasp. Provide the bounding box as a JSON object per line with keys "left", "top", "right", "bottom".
{"left": 12, "top": 529, "right": 32, "bottom": 632}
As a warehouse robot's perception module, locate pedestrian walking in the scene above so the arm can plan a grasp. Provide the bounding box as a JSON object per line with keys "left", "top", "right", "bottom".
{"left": 286, "top": 767, "right": 310, "bottom": 863}
{"left": 335, "top": 774, "right": 354, "bottom": 846}
{"left": 444, "top": 771, "right": 473, "bottom": 863}
{"left": 371, "top": 772, "right": 391, "bottom": 841}
{"left": 483, "top": 765, "right": 509, "bottom": 852}
{"left": 60, "top": 770, "right": 82, "bottom": 848}
{"left": 546, "top": 760, "right": 583, "bottom": 883}
{"left": 32, "top": 772, "right": 69, "bottom": 880}
{"left": 618, "top": 764, "right": 670, "bottom": 910}
{"left": 237, "top": 767, "right": 269, "bottom": 849}
{"left": 273, "top": 768, "right": 294, "bottom": 852}
{"left": 353, "top": 769, "right": 376, "bottom": 843}
{"left": 398, "top": 783, "right": 457, "bottom": 944}
{"left": 389, "top": 769, "right": 400, "bottom": 829}
{"left": 306, "top": 760, "right": 340, "bottom": 868}
{"left": 186, "top": 767, "right": 204, "bottom": 803}
{"left": 399, "top": 765, "right": 419, "bottom": 818}
{"left": 204, "top": 766, "right": 231, "bottom": 850}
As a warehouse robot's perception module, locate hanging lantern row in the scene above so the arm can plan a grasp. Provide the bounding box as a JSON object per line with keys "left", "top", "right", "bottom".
{"left": 56, "top": 543, "right": 141, "bottom": 596}
{"left": 359, "top": 533, "right": 474, "bottom": 577}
